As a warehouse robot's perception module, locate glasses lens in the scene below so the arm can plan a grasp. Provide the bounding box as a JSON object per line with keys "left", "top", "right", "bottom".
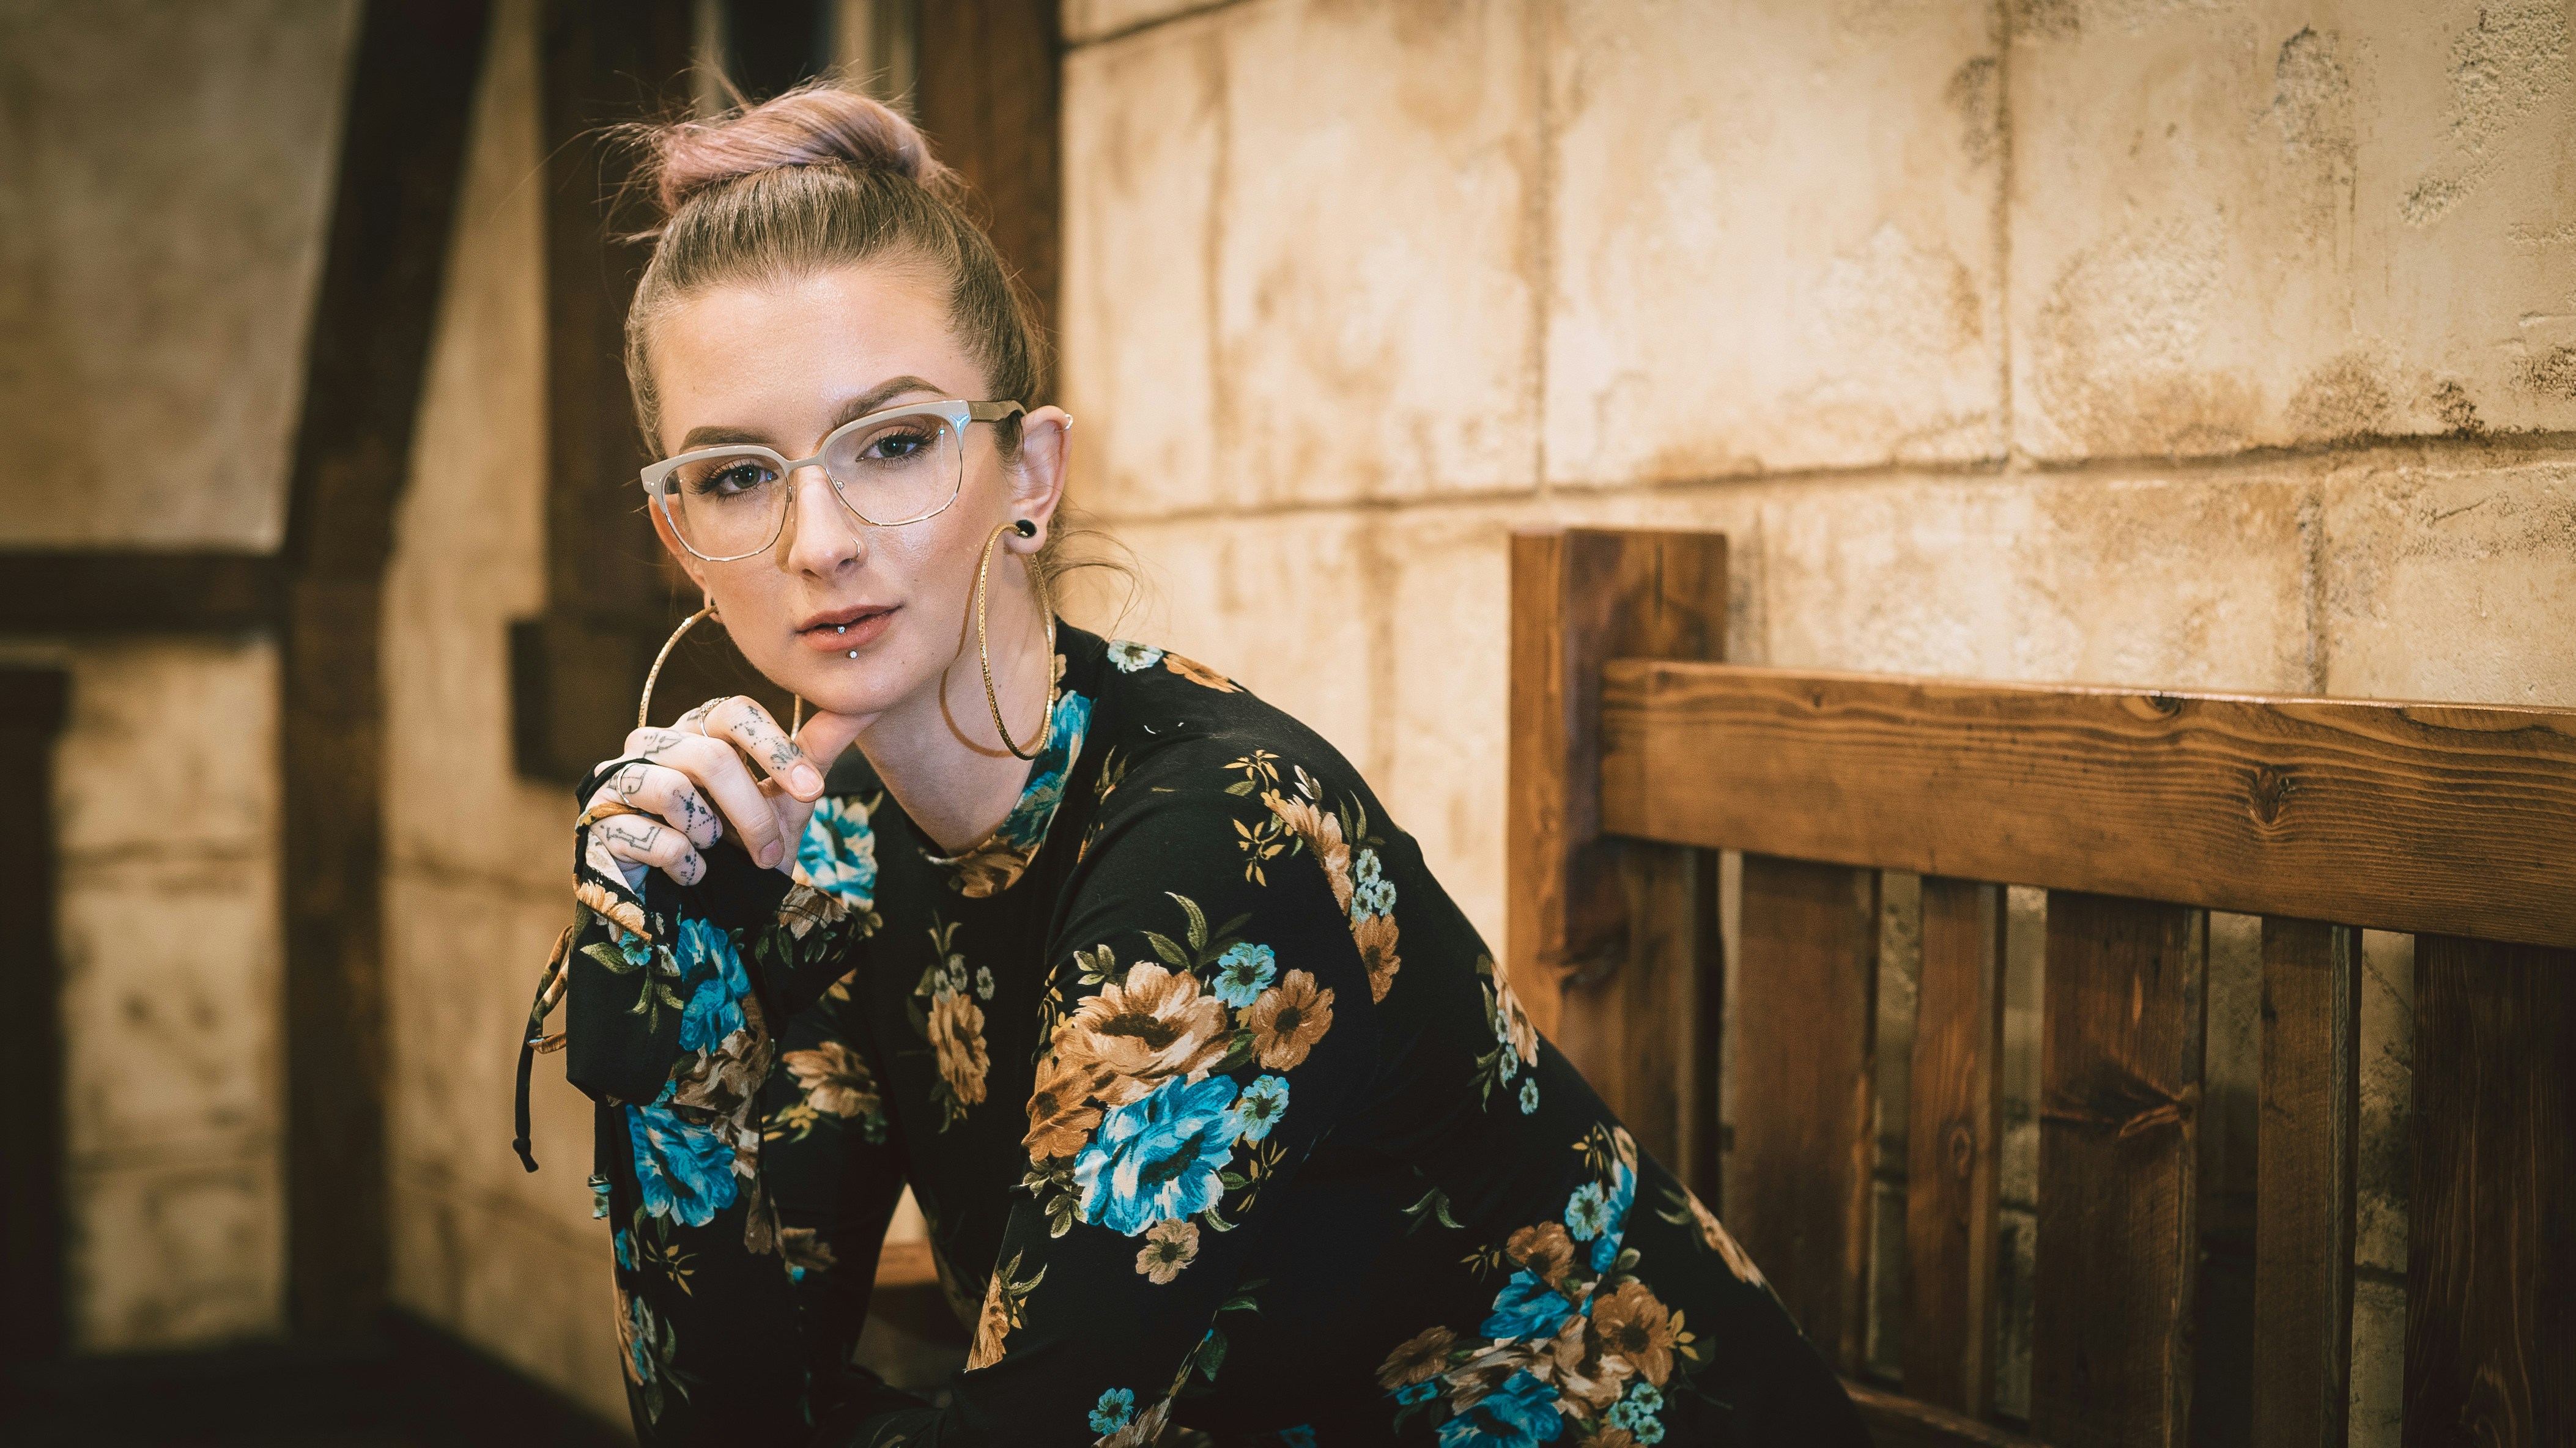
{"left": 664, "top": 451, "right": 787, "bottom": 557}
{"left": 821, "top": 410, "right": 961, "bottom": 524}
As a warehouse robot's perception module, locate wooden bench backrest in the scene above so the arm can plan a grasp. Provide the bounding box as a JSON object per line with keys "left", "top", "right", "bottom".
{"left": 1506, "top": 527, "right": 2575, "bottom": 1448}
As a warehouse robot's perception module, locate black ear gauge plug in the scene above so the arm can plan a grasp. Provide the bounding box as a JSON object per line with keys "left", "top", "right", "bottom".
{"left": 1013, "top": 518, "right": 1037, "bottom": 538}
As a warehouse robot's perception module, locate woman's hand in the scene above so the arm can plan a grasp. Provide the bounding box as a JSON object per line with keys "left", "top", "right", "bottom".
{"left": 581, "top": 695, "right": 867, "bottom": 886}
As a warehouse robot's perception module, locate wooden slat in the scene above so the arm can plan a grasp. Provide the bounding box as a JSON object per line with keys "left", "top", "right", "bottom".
{"left": 278, "top": 0, "right": 489, "bottom": 1338}
{"left": 1844, "top": 1378, "right": 2052, "bottom": 1448}
{"left": 2404, "top": 936, "right": 2575, "bottom": 1447}
{"left": 2030, "top": 894, "right": 2205, "bottom": 1448}
{"left": 916, "top": 0, "right": 1062, "bottom": 390}
{"left": 1903, "top": 878, "right": 2005, "bottom": 1416}
{"left": 1552, "top": 845, "right": 1716, "bottom": 1177}
{"left": 1598, "top": 661, "right": 2576, "bottom": 950}
{"left": 2251, "top": 918, "right": 2359, "bottom": 1448}
{"left": 1731, "top": 854, "right": 1877, "bottom": 1372}
{"left": 0, "top": 670, "right": 70, "bottom": 1367}
{"left": 1506, "top": 528, "right": 1725, "bottom": 1040}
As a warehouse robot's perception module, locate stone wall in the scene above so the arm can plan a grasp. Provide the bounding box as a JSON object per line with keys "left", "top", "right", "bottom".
{"left": 1056, "top": 0, "right": 2576, "bottom": 1436}
{"left": 0, "top": 0, "right": 360, "bottom": 1353}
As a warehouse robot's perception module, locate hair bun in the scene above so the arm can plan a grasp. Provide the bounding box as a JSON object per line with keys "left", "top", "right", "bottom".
{"left": 645, "top": 82, "right": 950, "bottom": 216}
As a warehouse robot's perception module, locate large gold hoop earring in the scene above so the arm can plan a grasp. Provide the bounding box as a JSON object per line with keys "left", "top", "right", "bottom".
{"left": 975, "top": 517, "right": 1057, "bottom": 761}
{"left": 638, "top": 599, "right": 716, "bottom": 729}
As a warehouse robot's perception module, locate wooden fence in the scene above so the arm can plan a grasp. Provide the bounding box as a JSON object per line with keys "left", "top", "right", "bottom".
{"left": 1507, "top": 527, "right": 2573, "bottom": 1448}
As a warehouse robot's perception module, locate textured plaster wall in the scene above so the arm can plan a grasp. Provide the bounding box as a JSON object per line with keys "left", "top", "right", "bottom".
{"left": 0, "top": 0, "right": 360, "bottom": 1356}
{"left": 0, "top": 0, "right": 359, "bottom": 550}
{"left": 1057, "top": 0, "right": 2576, "bottom": 1435}
{"left": 379, "top": 0, "right": 629, "bottom": 1420}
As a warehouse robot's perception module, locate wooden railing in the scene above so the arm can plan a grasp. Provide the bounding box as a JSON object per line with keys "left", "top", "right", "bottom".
{"left": 1507, "top": 528, "right": 2574, "bottom": 1448}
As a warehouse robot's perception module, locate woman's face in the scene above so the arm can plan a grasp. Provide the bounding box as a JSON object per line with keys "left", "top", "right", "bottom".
{"left": 644, "top": 262, "right": 1067, "bottom": 726}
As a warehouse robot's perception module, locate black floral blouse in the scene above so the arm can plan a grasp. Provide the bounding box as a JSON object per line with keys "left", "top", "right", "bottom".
{"left": 537, "top": 625, "right": 1865, "bottom": 1447}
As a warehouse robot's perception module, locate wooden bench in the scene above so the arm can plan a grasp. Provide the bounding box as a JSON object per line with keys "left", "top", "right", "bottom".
{"left": 1506, "top": 528, "right": 2574, "bottom": 1448}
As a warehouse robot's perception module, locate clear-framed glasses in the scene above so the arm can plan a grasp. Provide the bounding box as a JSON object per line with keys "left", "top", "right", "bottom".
{"left": 638, "top": 398, "right": 1026, "bottom": 563}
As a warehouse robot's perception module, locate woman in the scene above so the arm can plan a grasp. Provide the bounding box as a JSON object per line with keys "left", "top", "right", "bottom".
{"left": 539, "top": 83, "right": 1866, "bottom": 1447}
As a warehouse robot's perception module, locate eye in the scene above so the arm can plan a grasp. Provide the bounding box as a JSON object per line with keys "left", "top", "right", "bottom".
{"left": 861, "top": 426, "right": 938, "bottom": 463}
{"left": 690, "top": 458, "right": 779, "bottom": 497}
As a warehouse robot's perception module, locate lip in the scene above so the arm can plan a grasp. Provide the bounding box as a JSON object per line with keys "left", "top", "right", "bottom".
{"left": 796, "top": 602, "right": 899, "bottom": 652}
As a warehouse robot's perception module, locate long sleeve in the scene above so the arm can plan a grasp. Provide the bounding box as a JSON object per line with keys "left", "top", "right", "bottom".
{"left": 815, "top": 762, "right": 1390, "bottom": 1446}
{"left": 569, "top": 783, "right": 905, "bottom": 1441}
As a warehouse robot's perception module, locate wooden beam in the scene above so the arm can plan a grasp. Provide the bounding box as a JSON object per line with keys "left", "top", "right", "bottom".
{"left": 1598, "top": 662, "right": 2576, "bottom": 950}
{"left": 1903, "top": 878, "right": 2006, "bottom": 1417}
{"left": 1731, "top": 854, "right": 1876, "bottom": 1373}
{"left": 2405, "top": 936, "right": 2575, "bottom": 1448}
{"left": 2251, "top": 918, "right": 2359, "bottom": 1448}
{"left": 1506, "top": 528, "right": 1726, "bottom": 1039}
{"left": 2030, "top": 895, "right": 2205, "bottom": 1448}
{"left": 276, "top": 0, "right": 490, "bottom": 1338}
{"left": 914, "top": 0, "right": 1060, "bottom": 393}
{"left": 0, "top": 552, "right": 281, "bottom": 633}
{"left": 0, "top": 668, "right": 71, "bottom": 1370}
{"left": 1843, "top": 1378, "right": 2052, "bottom": 1448}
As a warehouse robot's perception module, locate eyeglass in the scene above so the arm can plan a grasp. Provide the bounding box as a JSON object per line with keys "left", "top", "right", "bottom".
{"left": 638, "top": 399, "right": 1027, "bottom": 563}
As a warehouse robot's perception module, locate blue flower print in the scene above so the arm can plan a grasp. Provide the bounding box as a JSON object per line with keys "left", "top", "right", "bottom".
{"left": 1480, "top": 1268, "right": 1578, "bottom": 1341}
{"left": 673, "top": 918, "right": 749, "bottom": 1054}
{"left": 1588, "top": 1156, "right": 1638, "bottom": 1271}
{"left": 627, "top": 1104, "right": 738, "bottom": 1226}
{"left": 796, "top": 795, "right": 878, "bottom": 907}
{"left": 1518, "top": 1078, "right": 1540, "bottom": 1115}
{"left": 1106, "top": 640, "right": 1165, "bottom": 672}
{"left": 1396, "top": 1380, "right": 1438, "bottom": 1405}
{"left": 616, "top": 929, "right": 654, "bottom": 969}
{"left": 1608, "top": 1381, "right": 1665, "bottom": 1436}
{"left": 1564, "top": 1181, "right": 1611, "bottom": 1241}
{"left": 1076, "top": 1075, "right": 1243, "bottom": 1235}
{"left": 1435, "top": 1369, "right": 1563, "bottom": 1447}
{"left": 1089, "top": 1387, "right": 1136, "bottom": 1435}
{"left": 1213, "top": 942, "right": 1279, "bottom": 1007}
{"left": 1352, "top": 849, "right": 1396, "bottom": 918}
{"left": 1226, "top": 1074, "right": 1290, "bottom": 1142}
{"left": 613, "top": 1228, "right": 634, "bottom": 1270}
{"left": 1278, "top": 1428, "right": 1317, "bottom": 1448}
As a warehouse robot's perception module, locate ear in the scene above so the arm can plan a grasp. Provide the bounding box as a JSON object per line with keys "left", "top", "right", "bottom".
{"left": 647, "top": 490, "right": 714, "bottom": 593}
{"left": 1003, "top": 406, "right": 1072, "bottom": 553}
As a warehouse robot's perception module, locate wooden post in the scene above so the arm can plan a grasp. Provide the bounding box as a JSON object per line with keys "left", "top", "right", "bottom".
{"left": 2405, "top": 936, "right": 2575, "bottom": 1448}
{"left": 278, "top": 0, "right": 490, "bottom": 1337}
{"left": 0, "top": 668, "right": 71, "bottom": 1369}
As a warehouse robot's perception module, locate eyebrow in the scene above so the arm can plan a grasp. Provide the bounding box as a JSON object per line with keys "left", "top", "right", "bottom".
{"left": 674, "top": 375, "right": 948, "bottom": 452}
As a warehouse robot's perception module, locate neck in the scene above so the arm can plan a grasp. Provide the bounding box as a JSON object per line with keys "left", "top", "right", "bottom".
{"left": 858, "top": 560, "right": 1054, "bottom": 855}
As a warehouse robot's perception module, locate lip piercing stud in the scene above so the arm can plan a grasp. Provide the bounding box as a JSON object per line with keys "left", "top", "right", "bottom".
{"left": 836, "top": 625, "right": 846, "bottom": 634}
{"left": 846, "top": 649, "right": 857, "bottom": 659}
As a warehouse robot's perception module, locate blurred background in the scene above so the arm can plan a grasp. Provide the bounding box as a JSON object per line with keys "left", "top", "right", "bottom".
{"left": 0, "top": 0, "right": 2569, "bottom": 1442}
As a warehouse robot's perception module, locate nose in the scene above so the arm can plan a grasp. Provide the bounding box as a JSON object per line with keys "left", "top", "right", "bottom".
{"left": 775, "top": 463, "right": 865, "bottom": 575}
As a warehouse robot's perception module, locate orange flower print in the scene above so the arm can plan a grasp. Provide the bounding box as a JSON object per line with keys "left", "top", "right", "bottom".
{"left": 1260, "top": 790, "right": 1353, "bottom": 914}
{"left": 1245, "top": 969, "right": 1335, "bottom": 1069}
{"left": 1161, "top": 651, "right": 1239, "bottom": 692}
{"left": 1376, "top": 1324, "right": 1457, "bottom": 1389}
{"left": 928, "top": 991, "right": 990, "bottom": 1109}
{"left": 1023, "top": 1051, "right": 1111, "bottom": 1160}
{"left": 1352, "top": 909, "right": 1402, "bottom": 1002}
{"left": 1589, "top": 1281, "right": 1679, "bottom": 1386}
{"left": 1134, "top": 1219, "right": 1199, "bottom": 1284}
{"left": 782, "top": 1040, "right": 878, "bottom": 1120}
{"left": 1054, "top": 961, "right": 1229, "bottom": 1104}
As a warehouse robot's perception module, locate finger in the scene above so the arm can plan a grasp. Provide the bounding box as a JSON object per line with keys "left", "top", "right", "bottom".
{"left": 595, "top": 759, "right": 724, "bottom": 850}
{"left": 708, "top": 695, "right": 825, "bottom": 802}
{"left": 593, "top": 813, "right": 707, "bottom": 888}
{"left": 634, "top": 731, "right": 785, "bottom": 870}
{"left": 769, "top": 708, "right": 870, "bottom": 863}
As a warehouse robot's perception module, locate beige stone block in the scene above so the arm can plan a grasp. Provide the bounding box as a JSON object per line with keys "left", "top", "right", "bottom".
{"left": 53, "top": 638, "right": 279, "bottom": 862}
{"left": 2320, "top": 455, "right": 2576, "bottom": 705}
{"left": 1095, "top": 511, "right": 1385, "bottom": 774}
{"left": 1383, "top": 507, "right": 1515, "bottom": 948}
{"left": 1546, "top": 0, "right": 2004, "bottom": 485}
{"left": 0, "top": 0, "right": 359, "bottom": 548}
{"left": 1062, "top": 0, "right": 1229, "bottom": 47}
{"left": 2009, "top": 0, "right": 2576, "bottom": 459}
{"left": 58, "top": 865, "right": 279, "bottom": 1160}
{"left": 1211, "top": 0, "right": 1540, "bottom": 506}
{"left": 1749, "top": 471, "right": 2319, "bottom": 691}
{"left": 1059, "top": 11, "right": 1226, "bottom": 519}
{"left": 66, "top": 1156, "right": 284, "bottom": 1352}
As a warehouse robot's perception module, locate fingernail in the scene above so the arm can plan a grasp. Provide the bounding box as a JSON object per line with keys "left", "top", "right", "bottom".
{"left": 792, "top": 764, "right": 822, "bottom": 797}
{"left": 761, "top": 842, "right": 782, "bottom": 868}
